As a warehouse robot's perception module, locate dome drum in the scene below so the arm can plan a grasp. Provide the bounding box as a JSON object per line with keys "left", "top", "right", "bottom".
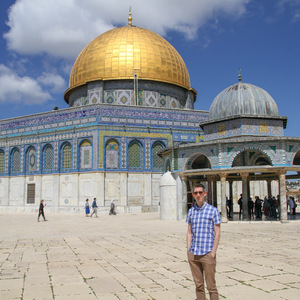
{"left": 67, "top": 79, "right": 196, "bottom": 109}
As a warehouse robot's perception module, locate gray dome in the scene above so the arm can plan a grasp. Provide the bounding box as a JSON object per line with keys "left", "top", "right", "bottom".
{"left": 209, "top": 82, "right": 279, "bottom": 120}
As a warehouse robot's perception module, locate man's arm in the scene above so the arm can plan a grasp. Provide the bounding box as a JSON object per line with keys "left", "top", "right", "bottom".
{"left": 211, "top": 223, "right": 220, "bottom": 258}
{"left": 186, "top": 224, "right": 192, "bottom": 251}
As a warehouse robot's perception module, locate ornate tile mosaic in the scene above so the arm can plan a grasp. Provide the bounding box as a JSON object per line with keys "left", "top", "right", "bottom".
{"left": 145, "top": 139, "right": 151, "bottom": 169}
{"left": 145, "top": 91, "right": 159, "bottom": 107}
{"left": 159, "top": 94, "right": 167, "bottom": 108}
{"left": 116, "top": 90, "right": 132, "bottom": 105}
{"left": 169, "top": 97, "right": 179, "bottom": 109}
{"left": 88, "top": 88, "right": 102, "bottom": 104}
{"left": 105, "top": 91, "right": 115, "bottom": 104}
{"left": 121, "top": 137, "right": 127, "bottom": 169}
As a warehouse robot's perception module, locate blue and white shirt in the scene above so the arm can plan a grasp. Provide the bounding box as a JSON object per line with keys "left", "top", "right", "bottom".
{"left": 186, "top": 202, "right": 221, "bottom": 255}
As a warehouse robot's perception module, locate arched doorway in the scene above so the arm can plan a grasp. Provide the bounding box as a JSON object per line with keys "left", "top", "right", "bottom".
{"left": 186, "top": 154, "right": 212, "bottom": 210}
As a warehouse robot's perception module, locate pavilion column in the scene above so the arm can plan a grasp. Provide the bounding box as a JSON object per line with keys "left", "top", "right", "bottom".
{"left": 278, "top": 171, "right": 288, "bottom": 222}
{"left": 220, "top": 173, "right": 228, "bottom": 223}
{"left": 228, "top": 180, "right": 233, "bottom": 200}
{"left": 267, "top": 179, "right": 272, "bottom": 197}
{"left": 182, "top": 176, "right": 188, "bottom": 220}
{"left": 228, "top": 179, "right": 233, "bottom": 218}
{"left": 212, "top": 176, "right": 218, "bottom": 208}
{"left": 206, "top": 176, "right": 213, "bottom": 205}
{"left": 241, "top": 172, "right": 249, "bottom": 220}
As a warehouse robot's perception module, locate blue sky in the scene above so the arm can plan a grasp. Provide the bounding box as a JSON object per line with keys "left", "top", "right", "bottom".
{"left": 0, "top": 0, "right": 299, "bottom": 136}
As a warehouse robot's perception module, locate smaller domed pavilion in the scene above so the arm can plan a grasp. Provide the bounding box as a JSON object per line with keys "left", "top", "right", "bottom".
{"left": 160, "top": 76, "right": 300, "bottom": 222}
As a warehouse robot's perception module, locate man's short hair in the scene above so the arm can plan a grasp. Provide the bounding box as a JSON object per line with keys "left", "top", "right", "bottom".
{"left": 193, "top": 183, "right": 205, "bottom": 192}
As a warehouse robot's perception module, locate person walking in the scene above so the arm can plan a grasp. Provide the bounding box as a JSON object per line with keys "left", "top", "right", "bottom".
{"left": 38, "top": 200, "right": 47, "bottom": 222}
{"left": 90, "top": 198, "right": 98, "bottom": 217}
{"left": 85, "top": 199, "right": 90, "bottom": 217}
{"left": 186, "top": 183, "right": 221, "bottom": 300}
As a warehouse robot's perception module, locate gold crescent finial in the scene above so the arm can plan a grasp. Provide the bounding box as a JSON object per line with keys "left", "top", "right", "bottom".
{"left": 128, "top": 7, "right": 132, "bottom": 26}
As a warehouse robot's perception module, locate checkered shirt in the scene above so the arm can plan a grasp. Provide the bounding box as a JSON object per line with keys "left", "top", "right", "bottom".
{"left": 186, "top": 202, "right": 221, "bottom": 255}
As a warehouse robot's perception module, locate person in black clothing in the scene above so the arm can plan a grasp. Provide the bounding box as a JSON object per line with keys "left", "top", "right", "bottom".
{"left": 248, "top": 197, "right": 254, "bottom": 220}
{"left": 38, "top": 199, "right": 47, "bottom": 222}
{"left": 255, "top": 196, "right": 262, "bottom": 219}
{"left": 109, "top": 200, "right": 116, "bottom": 215}
{"left": 226, "top": 196, "right": 233, "bottom": 218}
{"left": 238, "top": 194, "right": 243, "bottom": 220}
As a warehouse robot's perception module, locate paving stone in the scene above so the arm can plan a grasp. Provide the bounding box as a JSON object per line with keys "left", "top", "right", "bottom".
{"left": 52, "top": 283, "right": 92, "bottom": 296}
{"left": 0, "top": 278, "right": 23, "bottom": 290}
{"left": 0, "top": 289, "right": 22, "bottom": 299}
{"left": 22, "top": 284, "right": 53, "bottom": 299}
{"left": 86, "top": 276, "right": 125, "bottom": 293}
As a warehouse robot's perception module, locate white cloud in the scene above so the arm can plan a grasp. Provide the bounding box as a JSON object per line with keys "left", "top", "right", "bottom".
{"left": 4, "top": 0, "right": 249, "bottom": 60}
{"left": 276, "top": 0, "right": 300, "bottom": 21}
{"left": 0, "top": 65, "right": 52, "bottom": 104}
{"left": 37, "top": 72, "right": 66, "bottom": 93}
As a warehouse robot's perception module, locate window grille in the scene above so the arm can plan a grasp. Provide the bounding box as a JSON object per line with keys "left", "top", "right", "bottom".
{"left": 27, "top": 184, "right": 35, "bottom": 204}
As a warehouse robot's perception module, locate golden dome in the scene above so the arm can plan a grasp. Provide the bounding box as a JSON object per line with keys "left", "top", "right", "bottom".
{"left": 66, "top": 25, "right": 191, "bottom": 96}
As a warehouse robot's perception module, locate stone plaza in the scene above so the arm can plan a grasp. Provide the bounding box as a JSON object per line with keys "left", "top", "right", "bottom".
{"left": 0, "top": 212, "right": 299, "bottom": 300}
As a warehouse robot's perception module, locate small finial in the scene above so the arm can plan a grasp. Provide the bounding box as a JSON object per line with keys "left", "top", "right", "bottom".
{"left": 238, "top": 68, "right": 242, "bottom": 82}
{"left": 128, "top": 7, "right": 132, "bottom": 26}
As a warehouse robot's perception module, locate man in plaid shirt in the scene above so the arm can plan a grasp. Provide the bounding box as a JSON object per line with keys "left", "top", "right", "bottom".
{"left": 186, "top": 183, "right": 221, "bottom": 300}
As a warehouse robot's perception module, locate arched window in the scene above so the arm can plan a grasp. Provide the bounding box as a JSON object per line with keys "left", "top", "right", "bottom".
{"left": 43, "top": 145, "right": 53, "bottom": 172}
{"left": 11, "top": 148, "right": 20, "bottom": 174}
{"left": 80, "top": 139, "right": 92, "bottom": 169}
{"left": 26, "top": 146, "right": 36, "bottom": 173}
{"left": 129, "top": 140, "right": 143, "bottom": 169}
{"left": 0, "top": 150, "right": 4, "bottom": 173}
{"left": 61, "top": 143, "right": 72, "bottom": 170}
{"left": 105, "top": 139, "right": 119, "bottom": 169}
{"left": 152, "top": 142, "right": 164, "bottom": 170}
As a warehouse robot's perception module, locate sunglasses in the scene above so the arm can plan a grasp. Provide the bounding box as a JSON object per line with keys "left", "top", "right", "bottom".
{"left": 193, "top": 191, "right": 204, "bottom": 195}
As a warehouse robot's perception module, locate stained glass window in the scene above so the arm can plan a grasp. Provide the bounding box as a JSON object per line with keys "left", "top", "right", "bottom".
{"left": 152, "top": 142, "right": 164, "bottom": 170}
{"left": 129, "top": 141, "right": 142, "bottom": 169}
{"left": 62, "top": 143, "right": 72, "bottom": 170}
{"left": 11, "top": 148, "right": 20, "bottom": 173}
{"left": 0, "top": 150, "right": 4, "bottom": 173}
{"left": 43, "top": 145, "right": 53, "bottom": 172}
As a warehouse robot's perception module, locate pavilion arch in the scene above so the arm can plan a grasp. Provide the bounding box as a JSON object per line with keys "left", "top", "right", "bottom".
{"left": 185, "top": 153, "right": 212, "bottom": 171}
{"left": 292, "top": 149, "right": 300, "bottom": 165}
{"left": 164, "top": 157, "right": 171, "bottom": 172}
{"left": 230, "top": 147, "right": 273, "bottom": 167}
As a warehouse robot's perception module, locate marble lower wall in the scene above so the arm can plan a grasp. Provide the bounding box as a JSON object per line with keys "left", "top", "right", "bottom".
{"left": 0, "top": 172, "right": 162, "bottom": 214}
